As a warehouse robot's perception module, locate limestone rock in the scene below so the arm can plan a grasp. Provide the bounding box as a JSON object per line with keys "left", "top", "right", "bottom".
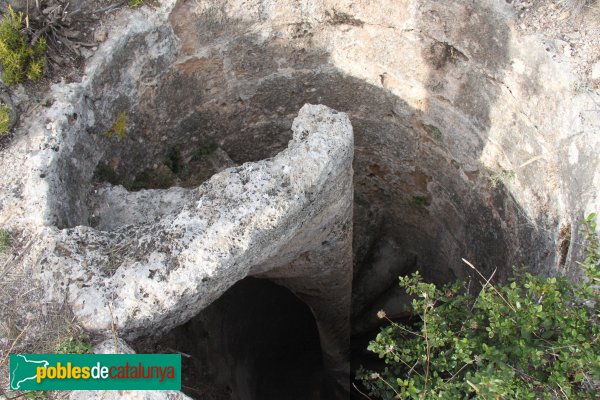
{"left": 0, "top": 0, "right": 599, "bottom": 397}
{"left": 44, "top": 104, "right": 354, "bottom": 342}
{"left": 592, "top": 60, "right": 600, "bottom": 80}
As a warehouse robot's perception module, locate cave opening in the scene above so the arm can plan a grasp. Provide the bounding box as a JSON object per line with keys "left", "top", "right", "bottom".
{"left": 156, "top": 277, "right": 326, "bottom": 400}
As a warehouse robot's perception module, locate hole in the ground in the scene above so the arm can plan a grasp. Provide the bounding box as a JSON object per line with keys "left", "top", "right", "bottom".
{"left": 154, "top": 277, "right": 324, "bottom": 400}
{"left": 43, "top": 1, "right": 575, "bottom": 397}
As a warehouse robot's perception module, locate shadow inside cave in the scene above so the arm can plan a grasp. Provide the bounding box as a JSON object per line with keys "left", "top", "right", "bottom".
{"left": 156, "top": 277, "right": 326, "bottom": 400}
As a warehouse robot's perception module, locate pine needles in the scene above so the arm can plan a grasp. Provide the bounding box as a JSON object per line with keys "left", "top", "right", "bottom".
{"left": 0, "top": 6, "right": 46, "bottom": 84}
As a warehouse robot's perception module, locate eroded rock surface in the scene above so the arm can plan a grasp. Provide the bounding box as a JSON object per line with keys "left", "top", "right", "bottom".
{"left": 0, "top": 0, "right": 599, "bottom": 398}
{"left": 41, "top": 105, "right": 353, "bottom": 385}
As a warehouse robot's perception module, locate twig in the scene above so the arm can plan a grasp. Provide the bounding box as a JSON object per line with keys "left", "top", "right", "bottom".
{"left": 556, "top": 382, "right": 569, "bottom": 400}
{"left": 390, "top": 349, "right": 424, "bottom": 379}
{"left": 0, "top": 322, "right": 30, "bottom": 369}
{"left": 352, "top": 382, "right": 373, "bottom": 399}
{"left": 92, "top": 1, "right": 128, "bottom": 14}
{"left": 383, "top": 315, "right": 423, "bottom": 338}
{"left": 71, "top": 41, "right": 97, "bottom": 47}
{"left": 422, "top": 302, "right": 430, "bottom": 397}
{"left": 31, "top": 24, "right": 52, "bottom": 45}
{"left": 407, "top": 358, "right": 420, "bottom": 376}
{"left": 107, "top": 301, "right": 118, "bottom": 353}
{"left": 469, "top": 267, "right": 497, "bottom": 312}
{"left": 445, "top": 359, "right": 474, "bottom": 383}
{"left": 376, "top": 375, "right": 401, "bottom": 398}
{"left": 165, "top": 347, "right": 192, "bottom": 358}
{"left": 181, "top": 384, "right": 207, "bottom": 396}
{"left": 462, "top": 258, "right": 516, "bottom": 313}
{"left": 518, "top": 155, "right": 545, "bottom": 169}
{"left": 0, "top": 255, "right": 16, "bottom": 281}
{"left": 0, "top": 236, "right": 37, "bottom": 281}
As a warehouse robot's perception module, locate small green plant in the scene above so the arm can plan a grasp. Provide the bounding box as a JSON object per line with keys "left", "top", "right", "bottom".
{"left": 408, "top": 195, "right": 428, "bottom": 209}
{"left": 23, "top": 390, "right": 49, "bottom": 399}
{"left": 489, "top": 169, "right": 516, "bottom": 188}
{"left": 128, "top": 0, "right": 145, "bottom": 7}
{"left": 105, "top": 112, "right": 127, "bottom": 139}
{"left": 55, "top": 335, "right": 92, "bottom": 354}
{"left": 0, "top": 228, "right": 10, "bottom": 253}
{"left": 164, "top": 145, "right": 183, "bottom": 174}
{"left": 580, "top": 213, "right": 599, "bottom": 288}
{"left": 191, "top": 142, "right": 218, "bottom": 161}
{"left": 423, "top": 124, "right": 443, "bottom": 142}
{"left": 0, "top": 5, "right": 46, "bottom": 84}
{"left": 358, "top": 214, "right": 600, "bottom": 399}
{"left": 0, "top": 102, "right": 11, "bottom": 135}
{"left": 326, "top": 9, "right": 365, "bottom": 27}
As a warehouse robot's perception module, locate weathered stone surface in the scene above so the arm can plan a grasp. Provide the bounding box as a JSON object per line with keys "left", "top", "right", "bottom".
{"left": 592, "top": 60, "right": 600, "bottom": 80}
{"left": 0, "top": 0, "right": 599, "bottom": 397}
{"left": 41, "top": 104, "right": 354, "bottom": 393}
{"left": 45, "top": 102, "right": 353, "bottom": 334}
{"left": 47, "top": 102, "right": 353, "bottom": 338}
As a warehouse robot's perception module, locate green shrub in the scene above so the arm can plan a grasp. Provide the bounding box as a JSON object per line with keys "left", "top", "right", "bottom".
{"left": 358, "top": 214, "right": 600, "bottom": 399}
{"left": 0, "top": 102, "right": 11, "bottom": 135}
{"left": 0, "top": 6, "right": 46, "bottom": 84}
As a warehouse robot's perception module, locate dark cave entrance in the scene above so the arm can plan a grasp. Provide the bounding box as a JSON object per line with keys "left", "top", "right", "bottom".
{"left": 157, "top": 277, "right": 325, "bottom": 400}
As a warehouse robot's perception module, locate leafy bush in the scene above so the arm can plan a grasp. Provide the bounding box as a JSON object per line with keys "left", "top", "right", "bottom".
{"left": 0, "top": 102, "right": 11, "bottom": 135}
{"left": 0, "top": 6, "right": 46, "bottom": 84}
{"left": 358, "top": 214, "right": 600, "bottom": 399}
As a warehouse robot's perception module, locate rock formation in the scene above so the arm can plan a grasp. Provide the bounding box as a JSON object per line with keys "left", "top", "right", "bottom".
{"left": 0, "top": 0, "right": 598, "bottom": 398}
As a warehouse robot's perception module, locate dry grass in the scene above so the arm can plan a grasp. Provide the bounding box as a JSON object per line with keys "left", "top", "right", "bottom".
{"left": 0, "top": 230, "right": 91, "bottom": 400}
